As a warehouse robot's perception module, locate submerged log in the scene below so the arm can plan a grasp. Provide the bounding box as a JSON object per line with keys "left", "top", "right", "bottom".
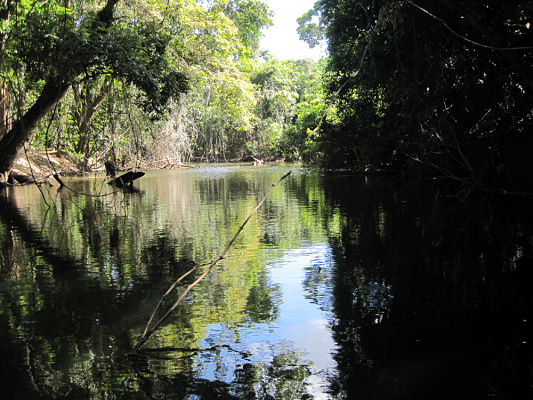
{"left": 107, "top": 171, "right": 145, "bottom": 188}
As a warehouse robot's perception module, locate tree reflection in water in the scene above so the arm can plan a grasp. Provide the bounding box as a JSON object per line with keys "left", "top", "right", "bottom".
{"left": 0, "top": 169, "right": 327, "bottom": 399}
{"left": 322, "top": 175, "right": 533, "bottom": 399}
{"left": 0, "top": 169, "right": 531, "bottom": 399}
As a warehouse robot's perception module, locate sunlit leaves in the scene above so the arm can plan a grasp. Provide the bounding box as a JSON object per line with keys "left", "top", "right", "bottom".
{"left": 297, "top": 2, "right": 326, "bottom": 49}
{"left": 5, "top": 0, "right": 326, "bottom": 167}
{"left": 251, "top": 58, "right": 327, "bottom": 160}
{"left": 216, "top": 0, "right": 273, "bottom": 54}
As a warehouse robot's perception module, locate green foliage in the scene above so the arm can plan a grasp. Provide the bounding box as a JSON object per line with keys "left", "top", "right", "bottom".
{"left": 281, "top": 98, "right": 326, "bottom": 161}
{"left": 0, "top": 0, "right": 192, "bottom": 172}
{"left": 5, "top": 0, "right": 329, "bottom": 168}
{"left": 314, "top": 0, "right": 533, "bottom": 191}
{"left": 85, "top": 0, "right": 275, "bottom": 164}
{"left": 102, "top": 23, "right": 189, "bottom": 117}
{"left": 297, "top": 1, "right": 326, "bottom": 49}
{"left": 250, "top": 58, "right": 327, "bottom": 160}
{"left": 11, "top": 1, "right": 188, "bottom": 115}
{"left": 215, "top": 0, "right": 273, "bottom": 54}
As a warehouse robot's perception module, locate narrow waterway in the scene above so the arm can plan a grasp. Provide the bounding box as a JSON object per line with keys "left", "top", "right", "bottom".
{"left": 0, "top": 166, "right": 531, "bottom": 399}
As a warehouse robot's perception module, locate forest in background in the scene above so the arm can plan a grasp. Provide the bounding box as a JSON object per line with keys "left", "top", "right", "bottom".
{"left": 1, "top": 0, "right": 532, "bottom": 195}
{"left": 0, "top": 0, "right": 326, "bottom": 172}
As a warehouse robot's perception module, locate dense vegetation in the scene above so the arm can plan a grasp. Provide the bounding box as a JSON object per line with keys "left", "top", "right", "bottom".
{"left": 303, "top": 0, "right": 533, "bottom": 194}
{"left": 1, "top": 0, "right": 533, "bottom": 194}
{"left": 0, "top": 0, "right": 325, "bottom": 173}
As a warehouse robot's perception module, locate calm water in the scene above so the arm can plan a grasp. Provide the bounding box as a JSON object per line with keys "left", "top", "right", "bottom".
{"left": 0, "top": 166, "right": 531, "bottom": 399}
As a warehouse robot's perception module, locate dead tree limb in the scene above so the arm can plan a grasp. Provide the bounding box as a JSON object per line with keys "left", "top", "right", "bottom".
{"left": 135, "top": 169, "right": 293, "bottom": 351}
{"left": 53, "top": 173, "right": 65, "bottom": 187}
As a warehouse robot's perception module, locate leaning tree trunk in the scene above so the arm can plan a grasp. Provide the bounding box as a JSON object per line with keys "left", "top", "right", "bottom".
{"left": 0, "top": 0, "right": 120, "bottom": 176}
{"left": 0, "top": 81, "right": 70, "bottom": 175}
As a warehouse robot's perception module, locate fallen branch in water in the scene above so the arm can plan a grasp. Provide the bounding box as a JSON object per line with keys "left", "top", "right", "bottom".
{"left": 107, "top": 171, "right": 145, "bottom": 187}
{"left": 53, "top": 173, "right": 65, "bottom": 188}
{"left": 134, "top": 169, "right": 293, "bottom": 350}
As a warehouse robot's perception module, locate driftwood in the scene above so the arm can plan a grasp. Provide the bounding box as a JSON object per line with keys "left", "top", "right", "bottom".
{"left": 107, "top": 171, "right": 145, "bottom": 188}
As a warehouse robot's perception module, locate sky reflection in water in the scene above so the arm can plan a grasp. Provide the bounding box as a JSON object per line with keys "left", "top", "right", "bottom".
{"left": 194, "top": 243, "right": 337, "bottom": 397}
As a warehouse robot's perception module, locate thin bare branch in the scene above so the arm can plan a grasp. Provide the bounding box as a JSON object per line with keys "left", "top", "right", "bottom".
{"left": 135, "top": 169, "right": 293, "bottom": 350}
{"left": 406, "top": 0, "right": 533, "bottom": 51}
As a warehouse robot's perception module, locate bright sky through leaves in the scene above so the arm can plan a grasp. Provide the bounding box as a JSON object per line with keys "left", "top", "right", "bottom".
{"left": 260, "top": 0, "right": 325, "bottom": 60}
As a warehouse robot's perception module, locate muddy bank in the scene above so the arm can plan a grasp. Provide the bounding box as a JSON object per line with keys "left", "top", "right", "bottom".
{"left": 4, "top": 151, "right": 196, "bottom": 186}
{"left": 0, "top": 150, "right": 83, "bottom": 186}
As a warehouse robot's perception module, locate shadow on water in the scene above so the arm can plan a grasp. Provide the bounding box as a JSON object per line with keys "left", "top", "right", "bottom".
{"left": 0, "top": 169, "right": 531, "bottom": 399}
{"left": 321, "top": 174, "right": 533, "bottom": 399}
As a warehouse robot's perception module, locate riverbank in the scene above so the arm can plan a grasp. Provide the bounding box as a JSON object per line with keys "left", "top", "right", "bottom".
{"left": 11, "top": 150, "right": 82, "bottom": 180}
{"left": 6, "top": 150, "right": 280, "bottom": 185}
{"left": 1, "top": 150, "right": 84, "bottom": 186}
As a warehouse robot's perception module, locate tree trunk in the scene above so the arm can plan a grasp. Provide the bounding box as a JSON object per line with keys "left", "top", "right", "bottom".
{"left": 0, "top": 0, "right": 120, "bottom": 176}
{"left": 0, "top": 80, "right": 70, "bottom": 175}
{"left": 74, "top": 77, "right": 112, "bottom": 158}
{"left": 0, "top": 80, "right": 8, "bottom": 138}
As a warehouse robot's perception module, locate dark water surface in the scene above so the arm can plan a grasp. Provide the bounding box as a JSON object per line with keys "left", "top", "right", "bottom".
{"left": 0, "top": 166, "right": 531, "bottom": 399}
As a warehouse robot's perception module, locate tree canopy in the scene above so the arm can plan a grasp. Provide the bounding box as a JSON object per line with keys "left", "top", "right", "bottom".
{"left": 0, "top": 0, "right": 326, "bottom": 172}
{"left": 2, "top": 0, "right": 532, "bottom": 196}
{"left": 0, "top": 0, "right": 189, "bottom": 174}
{"left": 307, "top": 0, "right": 533, "bottom": 193}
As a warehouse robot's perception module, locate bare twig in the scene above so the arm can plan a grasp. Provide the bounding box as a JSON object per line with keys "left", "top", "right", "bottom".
{"left": 23, "top": 144, "right": 50, "bottom": 208}
{"left": 138, "top": 344, "right": 249, "bottom": 357}
{"left": 139, "top": 263, "right": 202, "bottom": 340}
{"left": 135, "top": 169, "right": 293, "bottom": 350}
